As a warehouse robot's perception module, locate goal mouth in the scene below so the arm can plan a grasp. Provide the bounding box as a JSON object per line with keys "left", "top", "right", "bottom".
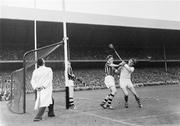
{"left": 8, "top": 41, "right": 63, "bottom": 114}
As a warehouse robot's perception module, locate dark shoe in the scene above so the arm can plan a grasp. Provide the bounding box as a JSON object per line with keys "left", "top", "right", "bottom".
{"left": 125, "top": 102, "right": 128, "bottom": 108}
{"left": 138, "top": 103, "right": 143, "bottom": 108}
{"left": 69, "top": 104, "right": 77, "bottom": 110}
{"left": 48, "top": 113, "right": 55, "bottom": 117}
{"left": 100, "top": 102, "right": 105, "bottom": 106}
{"left": 137, "top": 99, "right": 143, "bottom": 108}
{"left": 106, "top": 106, "right": 114, "bottom": 110}
{"left": 48, "top": 115, "right": 55, "bottom": 117}
{"left": 100, "top": 103, "right": 106, "bottom": 109}
{"left": 33, "top": 117, "right": 42, "bottom": 121}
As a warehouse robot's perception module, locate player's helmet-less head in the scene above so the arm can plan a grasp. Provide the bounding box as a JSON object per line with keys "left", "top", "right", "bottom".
{"left": 106, "top": 55, "right": 113, "bottom": 61}
{"left": 37, "top": 58, "right": 45, "bottom": 66}
{"left": 106, "top": 55, "right": 114, "bottom": 64}
{"left": 67, "top": 61, "right": 71, "bottom": 65}
{"left": 129, "top": 58, "right": 136, "bottom": 66}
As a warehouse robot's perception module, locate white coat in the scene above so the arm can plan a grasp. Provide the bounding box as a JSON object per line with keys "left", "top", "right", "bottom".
{"left": 31, "top": 65, "right": 53, "bottom": 110}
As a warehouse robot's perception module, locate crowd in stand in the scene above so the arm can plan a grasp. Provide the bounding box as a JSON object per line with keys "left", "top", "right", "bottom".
{"left": 1, "top": 47, "right": 180, "bottom": 61}
{"left": 0, "top": 48, "right": 166, "bottom": 60}
{"left": 0, "top": 48, "right": 180, "bottom": 101}
{"left": 0, "top": 49, "right": 22, "bottom": 60}
{"left": 1, "top": 66, "right": 179, "bottom": 99}
{"left": 0, "top": 89, "right": 11, "bottom": 101}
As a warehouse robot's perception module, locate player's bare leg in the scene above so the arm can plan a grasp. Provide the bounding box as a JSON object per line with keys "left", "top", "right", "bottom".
{"left": 121, "top": 87, "right": 129, "bottom": 108}
{"left": 129, "top": 87, "right": 143, "bottom": 108}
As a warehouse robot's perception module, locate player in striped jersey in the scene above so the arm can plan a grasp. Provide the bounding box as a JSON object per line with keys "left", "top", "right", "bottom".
{"left": 100, "top": 55, "right": 120, "bottom": 109}
{"left": 118, "top": 58, "right": 142, "bottom": 108}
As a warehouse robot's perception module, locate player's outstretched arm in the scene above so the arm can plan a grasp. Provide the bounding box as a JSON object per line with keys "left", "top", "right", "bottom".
{"left": 109, "top": 63, "right": 120, "bottom": 67}
{"left": 124, "top": 64, "right": 134, "bottom": 72}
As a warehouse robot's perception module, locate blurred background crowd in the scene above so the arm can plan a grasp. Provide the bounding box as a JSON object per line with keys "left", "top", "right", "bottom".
{"left": 0, "top": 19, "right": 180, "bottom": 101}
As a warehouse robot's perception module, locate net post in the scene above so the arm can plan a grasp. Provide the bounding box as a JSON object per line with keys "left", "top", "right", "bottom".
{"left": 64, "top": 37, "right": 69, "bottom": 109}
{"left": 65, "top": 86, "right": 69, "bottom": 109}
{"left": 23, "top": 57, "right": 26, "bottom": 113}
{"left": 62, "top": 0, "right": 69, "bottom": 109}
{"left": 10, "top": 73, "right": 13, "bottom": 104}
{"left": 163, "top": 44, "right": 168, "bottom": 73}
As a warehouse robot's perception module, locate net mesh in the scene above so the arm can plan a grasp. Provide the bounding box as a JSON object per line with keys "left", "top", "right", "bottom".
{"left": 8, "top": 41, "right": 63, "bottom": 114}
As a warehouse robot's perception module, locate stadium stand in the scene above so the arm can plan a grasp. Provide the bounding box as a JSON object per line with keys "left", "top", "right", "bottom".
{"left": 1, "top": 19, "right": 180, "bottom": 98}
{"left": 0, "top": 47, "right": 167, "bottom": 61}
{"left": 1, "top": 65, "right": 179, "bottom": 96}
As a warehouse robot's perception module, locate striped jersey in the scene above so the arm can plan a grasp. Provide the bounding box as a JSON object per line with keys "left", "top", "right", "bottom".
{"left": 105, "top": 62, "right": 115, "bottom": 76}
{"left": 68, "top": 66, "right": 74, "bottom": 80}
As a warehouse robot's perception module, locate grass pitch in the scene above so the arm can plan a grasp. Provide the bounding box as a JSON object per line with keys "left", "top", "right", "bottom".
{"left": 1, "top": 84, "right": 180, "bottom": 126}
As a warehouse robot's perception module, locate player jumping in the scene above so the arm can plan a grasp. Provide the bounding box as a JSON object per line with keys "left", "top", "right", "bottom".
{"left": 100, "top": 55, "right": 120, "bottom": 109}
{"left": 118, "top": 58, "right": 142, "bottom": 108}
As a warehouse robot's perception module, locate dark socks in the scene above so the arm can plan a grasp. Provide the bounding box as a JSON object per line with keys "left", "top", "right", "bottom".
{"left": 134, "top": 95, "right": 140, "bottom": 102}
{"left": 124, "top": 95, "right": 128, "bottom": 103}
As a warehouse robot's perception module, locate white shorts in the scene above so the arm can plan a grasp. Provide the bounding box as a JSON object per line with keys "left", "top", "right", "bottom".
{"left": 67, "top": 80, "right": 74, "bottom": 87}
{"left": 104, "top": 75, "right": 115, "bottom": 88}
{"left": 119, "top": 78, "right": 134, "bottom": 89}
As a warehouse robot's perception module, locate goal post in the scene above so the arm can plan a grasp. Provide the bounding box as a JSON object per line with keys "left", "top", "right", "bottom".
{"left": 8, "top": 41, "right": 64, "bottom": 114}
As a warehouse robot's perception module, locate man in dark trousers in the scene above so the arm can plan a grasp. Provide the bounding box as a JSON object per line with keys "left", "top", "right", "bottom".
{"left": 31, "top": 58, "right": 55, "bottom": 121}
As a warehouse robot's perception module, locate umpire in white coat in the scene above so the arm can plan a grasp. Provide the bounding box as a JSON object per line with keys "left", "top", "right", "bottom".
{"left": 31, "top": 58, "right": 55, "bottom": 121}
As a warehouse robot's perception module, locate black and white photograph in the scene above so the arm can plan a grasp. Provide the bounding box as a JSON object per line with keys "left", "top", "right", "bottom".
{"left": 0, "top": 0, "right": 180, "bottom": 126}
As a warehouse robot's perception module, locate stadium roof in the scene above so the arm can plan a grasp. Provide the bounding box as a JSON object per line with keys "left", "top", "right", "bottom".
{"left": 1, "top": 6, "right": 180, "bottom": 30}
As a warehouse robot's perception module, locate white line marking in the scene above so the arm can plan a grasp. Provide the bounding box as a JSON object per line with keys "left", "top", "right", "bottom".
{"left": 82, "top": 112, "right": 142, "bottom": 126}
{"left": 122, "top": 111, "right": 180, "bottom": 121}
{"left": 75, "top": 97, "right": 90, "bottom": 100}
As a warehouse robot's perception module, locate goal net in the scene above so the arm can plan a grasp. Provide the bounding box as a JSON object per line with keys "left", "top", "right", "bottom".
{"left": 7, "top": 41, "right": 63, "bottom": 114}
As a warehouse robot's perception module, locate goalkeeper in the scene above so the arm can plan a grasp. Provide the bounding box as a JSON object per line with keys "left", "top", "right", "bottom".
{"left": 67, "top": 61, "right": 76, "bottom": 109}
